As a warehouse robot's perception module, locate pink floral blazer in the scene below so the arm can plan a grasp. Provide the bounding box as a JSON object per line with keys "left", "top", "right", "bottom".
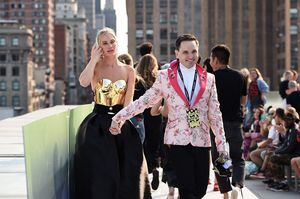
{"left": 113, "top": 60, "right": 226, "bottom": 152}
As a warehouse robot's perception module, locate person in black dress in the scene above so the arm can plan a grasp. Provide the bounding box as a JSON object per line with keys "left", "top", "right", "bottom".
{"left": 135, "top": 54, "right": 162, "bottom": 190}
{"left": 74, "top": 27, "right": 149, "bottom": 199}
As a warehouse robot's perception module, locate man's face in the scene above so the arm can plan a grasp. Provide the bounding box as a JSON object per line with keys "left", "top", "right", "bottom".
{"left": 175, "top": 40, "right": 199, "bottom": 68}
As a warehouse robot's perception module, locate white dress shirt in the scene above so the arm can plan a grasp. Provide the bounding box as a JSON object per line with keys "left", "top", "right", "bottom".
{"left": 177, "top": 63, "right": 200, "bottom": 106}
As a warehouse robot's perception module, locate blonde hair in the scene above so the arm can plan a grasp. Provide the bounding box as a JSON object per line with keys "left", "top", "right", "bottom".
{"left": 95, "top": 27, "right": 117, "bottom": 46}
{"left": 240, "top": 68, "right": 250, "bottom": 84}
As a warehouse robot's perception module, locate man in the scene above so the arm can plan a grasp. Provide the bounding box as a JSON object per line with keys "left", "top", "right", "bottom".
{"left": 286, "top": 80, "right": 300, "bottom": 115}
{"left": 110, "top": 34, "right": 227, "bottom": 198}
{"left": 210, "top": 45, "right": 247, "bottom": 199}
{"left": 135, "top": 41, "right": 162, "bottom": 69}
{"left": 139, "top": 42, "right": 153, "bottom": 56}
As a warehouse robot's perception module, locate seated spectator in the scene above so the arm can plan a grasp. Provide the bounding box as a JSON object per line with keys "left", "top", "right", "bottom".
{"left": 264, "top": 107, "right": 300, "bottom": 191}
{"left": 243, "top": 107, "right": 264, "bottom": 160}
{"left": 250, "top": 108, "right": 284, "bottom": 175}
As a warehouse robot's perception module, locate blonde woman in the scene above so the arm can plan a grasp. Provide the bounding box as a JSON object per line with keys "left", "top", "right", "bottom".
{"left": 75, "top": 28, "right": 149, "bottom": 199}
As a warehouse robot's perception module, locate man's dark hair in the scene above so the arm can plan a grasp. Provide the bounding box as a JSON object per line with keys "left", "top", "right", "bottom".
{"left": 175, "top": 34, "right": 199, "bottom": 50}
{"left": 211, "top": 44, "right": 231, "bottom": 65}
{"left": 139, "top": 42, "right": 153, "bottom": 56}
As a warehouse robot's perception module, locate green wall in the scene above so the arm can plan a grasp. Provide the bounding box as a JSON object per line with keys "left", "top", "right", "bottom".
{"left": 23, "top": 104, "right": 93, "bottom": 199}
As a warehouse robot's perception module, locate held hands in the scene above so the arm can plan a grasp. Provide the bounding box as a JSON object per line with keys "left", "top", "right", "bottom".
{"left": 91, "top": 43, "right": 104, "bottom": 63}
{"left": 109, "top": 120, "right": 122, "bottom": 135}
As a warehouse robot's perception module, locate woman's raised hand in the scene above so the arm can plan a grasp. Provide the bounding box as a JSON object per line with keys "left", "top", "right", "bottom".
{"left": 91, "top": 43, "right": 104, "bottom": 63}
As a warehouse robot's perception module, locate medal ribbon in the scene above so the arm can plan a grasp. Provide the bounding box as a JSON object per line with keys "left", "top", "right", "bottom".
{"left": 177, "top": 66, "right": 198, "bottom": 107}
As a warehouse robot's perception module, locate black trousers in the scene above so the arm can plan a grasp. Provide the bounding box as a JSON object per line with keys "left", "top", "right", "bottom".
{"left": 211, "top": 122, "right": 245, "bottom": 193}
{"left": 168, "top": 144, "right": 210, "bottom": 199}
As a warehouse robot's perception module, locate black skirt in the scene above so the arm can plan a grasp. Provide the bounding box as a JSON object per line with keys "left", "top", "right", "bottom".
{"left": 74, "top": 104, "right": 151, "bottom": 199}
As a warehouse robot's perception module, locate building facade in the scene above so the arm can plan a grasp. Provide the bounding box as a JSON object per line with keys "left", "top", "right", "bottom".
{"left": 55, "top": 0, "right": 89, "bottom": 104}
{"left": 103, "top": 0, "right": 116, "bottom": 32}
{"left": 0, "top": 21, "right": 34, "bottom": 114}
{"left": 127, "top": 0, "right": 294, "bottom": 89}
{"left": 274, "top": 0, "right": 300, "bottom": 88}
{"left": 0, "top": 0, "right": 55, "bottom": 88}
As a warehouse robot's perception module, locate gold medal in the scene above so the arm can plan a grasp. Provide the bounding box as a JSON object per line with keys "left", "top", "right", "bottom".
{"left": 186, "top": 108, "right": 200, "bottom": 128}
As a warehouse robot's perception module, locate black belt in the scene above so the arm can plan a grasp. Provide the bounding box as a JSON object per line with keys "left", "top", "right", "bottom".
{"left": 93, "top": 104, "right": 123, "bottom": 115}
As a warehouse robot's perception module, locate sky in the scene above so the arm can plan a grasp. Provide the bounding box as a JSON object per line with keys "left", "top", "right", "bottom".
{"left": 102, "top": 0, "right": 128, "bottom": 54}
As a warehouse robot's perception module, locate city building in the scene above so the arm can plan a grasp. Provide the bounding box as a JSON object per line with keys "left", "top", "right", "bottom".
{"left": 0, "top": 0, "right": 55, "bottom": 89}
{"left": 127, "top": 0, "right": 285, "bottom": 89}
{"left": 274, "top": 0, "right": 300, "bottom": 88}
{"left": 77, "top": 0, "right": 97, "bottom": 48}
{"left": 55, "top": 0, "right": 89, "bottom": 104}
{"left": 95, "top": 0, "right": 105, "bottom": 32}
{"left": 103, "top": 0, "right": 116, "bottom": 32}
{"left": 54, "top": 23, "right": 71, "bottom": 105}
{"left": 0, "top": 20, "right": 34, "bottom": 114}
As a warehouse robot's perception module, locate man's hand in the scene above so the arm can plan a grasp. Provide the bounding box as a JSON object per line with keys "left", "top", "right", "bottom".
{"left": 109, "top": 120, "right": 122, "bottom": 135}
{"left": 219, "top": 151, "right": 229, "bottom": 158}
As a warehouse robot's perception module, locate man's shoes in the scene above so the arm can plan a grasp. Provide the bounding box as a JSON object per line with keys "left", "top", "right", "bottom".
{"left": 151, "top": 169, "right": 159, "bottom": 190}
{"left": 268, "top": 182, "right": 289, "bottom": 192}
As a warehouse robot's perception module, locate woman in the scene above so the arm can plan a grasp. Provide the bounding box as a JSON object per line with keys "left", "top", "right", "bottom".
{"left": 135, "top": 54, "right": 162, "bottom": 190}
{"left": 74, "top": 27, "right": 149, "bottom": 199}
{"left": 244, "top": 68, "right": 269, "bottom": 128}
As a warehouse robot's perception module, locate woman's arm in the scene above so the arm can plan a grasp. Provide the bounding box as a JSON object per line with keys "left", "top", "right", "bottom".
{"left": 124, "top": 66, "right": 136, "bottom": 106}
{"left": 79, "top": 44, "right": 102, "bottom": 87}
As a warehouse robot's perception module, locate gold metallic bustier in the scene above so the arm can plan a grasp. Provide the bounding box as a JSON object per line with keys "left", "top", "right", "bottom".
{"left": 94, "top": 79, "right": 127, "bottom": 106}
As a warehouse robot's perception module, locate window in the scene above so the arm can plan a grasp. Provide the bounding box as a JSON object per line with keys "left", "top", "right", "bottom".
{"left": 12, "top": 54, "right": 19, "bottom": 61}
{"left": 290, "top": 25, "right": 298, "bottom": 35}
{"left": 146, "top": 30, "right": 153, "bottom": 40}
{"left": 170, "top": 14, "right": 178, "bottom": 23}
{"left": 0, "top": 54, "right": 6, "bottom": 61}
{"left": 0, "top": 38, "right": 6, "bottom": 46}
{"left": 0, "top": 81, "right": 6, "bottom": 91}
{"left": 0, "top": 96, "right": 6, "bottom": 107}
{"left": 12, "top": 67, "right": 19, "bottom": 76}
{"left": 160, "top": 14, "right": 168, "bottom": 24}
{"left": 160, "top": 29, "right": 167, "bottom": 39}
{"left": 12, "top": 38, "right": 19, "bottom": 46}
{"left": 160, "top": 44, "right": 168, "bottom": 55}
{"left": 136, "top": 30, "right": 143, "bottom": 38}
{"left": 12, "top": 96, "right": 20, "bottom": 107}
{"left": 290, "top": 8, "right": 298, "bottom": 19}
{"left": 0, "top": 67, "right": 6, "bottom": 76}
{"left": 12, "top": 80, "right": 20, "bottom": 91}
{"left": 170, "top": 31, "right": 177, "bottom": 39}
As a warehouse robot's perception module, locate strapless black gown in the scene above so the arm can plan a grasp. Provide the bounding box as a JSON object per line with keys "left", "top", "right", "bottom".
{"left": 74, "top": 104, "right": 151, "bottom": 199}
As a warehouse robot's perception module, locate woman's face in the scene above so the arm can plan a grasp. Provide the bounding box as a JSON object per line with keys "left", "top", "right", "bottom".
{"left": 98, "top": 33, "right": 117, "bottom": 57}
{"left": 254, "top": 109, "right": 261, "bottom": 120}
{"left": 250, "top": 70, "right": 258, "bottom": 81}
